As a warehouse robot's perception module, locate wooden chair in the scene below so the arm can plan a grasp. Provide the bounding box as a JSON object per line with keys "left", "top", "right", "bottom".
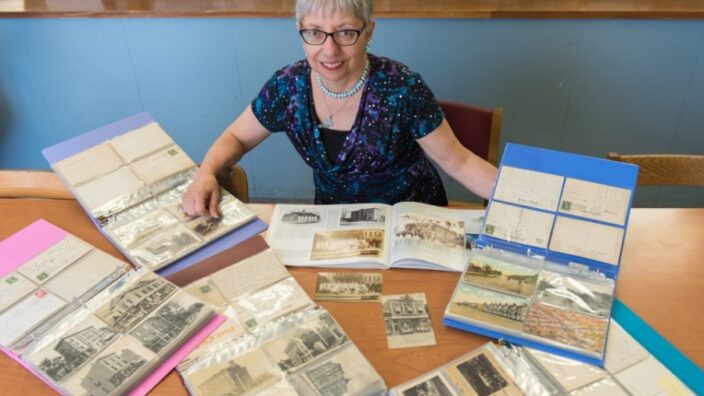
{"left": 438, "top": 100, "right": 503, "bottom": 166}
{"left": 216, "top": 164, "right": 250, "bottom": 203}
{"left": 607, "top": 152, "right": 704, "bottom": 187}
{"left": 0, "top": 169, "right": 73, "bottom": 199}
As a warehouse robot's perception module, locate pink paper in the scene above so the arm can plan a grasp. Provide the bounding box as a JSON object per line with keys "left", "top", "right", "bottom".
{"left": 0, "top": 219, "right": 68, "bottom": 277}
{"left": 129, "top": 314, "right": 227, "bottom": 396}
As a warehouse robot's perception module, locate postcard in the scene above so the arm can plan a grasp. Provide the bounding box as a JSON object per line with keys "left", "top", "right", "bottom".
{"left": 447, "top": 283, "right": 529, "bottom": 332}
{"left": 74, "top": 166, "right": 145, "bottom": 213}
{"left": 603, "top": 321, "right": 649, "bottom": 374}
{"left": 443, "top": 348, "right": 522, "bottom": 396}
{"left": 60, "top": 335, "right": 156, "bottom": 396}
{"left": 523, "top": 303, "right": 608, "bottom": 354}
{"left": 526, "top": 348, "right": 607, "bottom": 391}
{"left": 315, "top": 272, "right": 382, "bottom": 302}
{"left": 0, "top": 271, "right": 37, "bottom": 312}
{"left": 534, "top": 271, "right": 614, "bottom": 318}
{"left": 129, "top": 145, "right": 195, "bottom": 185}
{"left": 128, "top": 224, "right": 202, "bottom": 269}
{"left": 559, "top": 178, "right": 631, "bottom": 226}
{"left": 183, "top": 278, "right": 229, "bottom": 311}
{"left": 463, "top": 255, "right": 539, "bottom": 298}
{"left": 209, "top": 249, "right": 291, "bottom": 302}
{"left": 339, "top": 206, "right": 387, "bottom": 226}
{"left": 391, "top": 212, "right": 465, "bottom": 270}
{"left": 398, "top": 372, "right": 458, "bottom": 396}
{"left": 53, "top": 142, "right": 124, "bottom": 186}
{"left": 17, "top": 235, "right": 92, "bottom": 284}
{"left": 381, "top": 293, "right": 437, "bottom": 349}
{"left": 93, "top": 272, "right": 178, "bottom": 333}
{"left": 26, "top": 314, "right": 119, "bottom": 382}
{"left": 185, "top": 216, "right": 231, "bottom": 241}
{"left": 109, "top": 208, "right": 179, "bottom": 248}
{"left": 262, "top": 312, "right": 349, "bottom": 373}
{"left": 109, "top": 122, "right": 174, "bottom": 163}
{"left": 288, "top": 345, "right": 385, "bottom": 396}
{"left": 493, "top": 166, "right": 564, "bottom": 212}
{"left": 614, "top": 356, "right": 694, "bottom": 396}
{"left": 483, "top": 202, "right": 554, "bottom": 248}
{"left": 549, "top": 217, "right": 624, "bottom": 266}
{"left": 129, "top": 291, "right": 212, "bottom": 354}
{"left": 0, "top": 289, "right": 66, "bottom": 347}
{"left": 184, "top": 348, "right": 281, "bottom": 396}
{"left": 107, "top": 197, "right": 160, "bottom": 230}
{"left": 569, "top": 376, "right": 630, "bottom": 396}
{"left": 232, "top": 277, "right": 313, "bottom": 330}
{"left": 310, "top": 228, "right": 385, "bottom": 260}
{"left": 45, "top": 249, "right": 126, "bottom": 302}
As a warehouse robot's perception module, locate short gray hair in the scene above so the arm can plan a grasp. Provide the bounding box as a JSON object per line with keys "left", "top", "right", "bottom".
{"left": 295, "top": 0, "right": 373, "bottom": 28}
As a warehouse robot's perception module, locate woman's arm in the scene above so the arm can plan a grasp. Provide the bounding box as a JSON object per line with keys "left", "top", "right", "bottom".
{"left": 417, "top": 119, "right": 498, "bottom": 200}
{"left": 182, "top": 105, "right": 271, "bottom": 217}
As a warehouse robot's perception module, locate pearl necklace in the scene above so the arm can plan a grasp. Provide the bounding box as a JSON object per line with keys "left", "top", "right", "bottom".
{"left": 316, "top": 59, "right": 370, "bottom": 99}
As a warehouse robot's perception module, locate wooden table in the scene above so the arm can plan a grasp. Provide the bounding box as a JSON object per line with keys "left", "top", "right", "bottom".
{"left": 0, "top": 199, "right": 702, "bottom": 395}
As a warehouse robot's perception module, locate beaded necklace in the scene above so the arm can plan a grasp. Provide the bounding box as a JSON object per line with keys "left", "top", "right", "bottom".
{"left": 316, "top": 59, "right": 370, "bottom": 99}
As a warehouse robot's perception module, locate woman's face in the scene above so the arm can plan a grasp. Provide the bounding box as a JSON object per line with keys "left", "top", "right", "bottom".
{"left": 299, "top": 8, "right": 373, "bottom": 89}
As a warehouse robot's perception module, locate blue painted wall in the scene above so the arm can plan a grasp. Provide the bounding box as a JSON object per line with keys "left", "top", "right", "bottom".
{"left": 1, "top": 18, "right": 702, "bottom": 206}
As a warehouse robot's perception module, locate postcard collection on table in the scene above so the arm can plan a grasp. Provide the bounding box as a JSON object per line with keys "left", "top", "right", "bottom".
{"left": 0, "top": 220, "right": 218, "bottom": 396}
{"left": 45, "top": 117, "right": 259, "bottom": 271}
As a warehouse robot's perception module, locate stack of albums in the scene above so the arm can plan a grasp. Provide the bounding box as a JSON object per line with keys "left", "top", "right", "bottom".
{"left": 0, "top": 220, "right": 221, "bottom": 395}
{"left": 390, "top": 320, "right": 694, "bottom": 396}
{"left": 177, "top": 249, "right": 387, "bottom": 395}
{"left": 444, "top": 144, "right": 639, "bottom": 365}
{"left": 42, "top": 113, "right": 263, "bottom": 272}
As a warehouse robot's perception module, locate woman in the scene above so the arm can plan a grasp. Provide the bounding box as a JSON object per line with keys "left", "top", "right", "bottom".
{"left": 183, "top": 0, "right": 497, "bottom": 217}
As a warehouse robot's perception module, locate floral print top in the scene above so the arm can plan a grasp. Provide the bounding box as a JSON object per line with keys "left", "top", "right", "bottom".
{"left": 252, "top": 54, "right": 447, "bottom": 205}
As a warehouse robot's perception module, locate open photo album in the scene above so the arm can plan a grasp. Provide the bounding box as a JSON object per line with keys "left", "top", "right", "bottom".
{"left": 41, "top": 112, "right": 268, "bottom": 275}
{"left": 0, "top": 219, "right": 224, "bottom": 396}
{"left": 267, "top": 202, "right": 485, "bottom": 271}
{"left": 444, "top": 143, "right": 639, "bottom": 366}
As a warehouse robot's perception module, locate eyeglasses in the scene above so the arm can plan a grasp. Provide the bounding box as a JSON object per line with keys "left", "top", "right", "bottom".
{"left": 299, "top": 27, "right": 364, "bottom": 46}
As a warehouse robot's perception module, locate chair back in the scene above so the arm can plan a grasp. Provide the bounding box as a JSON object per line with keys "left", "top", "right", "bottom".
{"left": 216, "top": 164, "right": 250, "bottom": 203}
{"left": 438, "top": 100, "right": 503, "bottom": 166}
{"left": 607, "top": 152, "right": 704, "bottom": 187}
{"left": 0, "top": 169, "right": 73, "bottom": 199}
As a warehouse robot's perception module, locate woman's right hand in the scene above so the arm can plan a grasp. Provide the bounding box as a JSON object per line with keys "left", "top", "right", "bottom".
{"left": 182, "top": 169, "right": 221, "bottom": 218}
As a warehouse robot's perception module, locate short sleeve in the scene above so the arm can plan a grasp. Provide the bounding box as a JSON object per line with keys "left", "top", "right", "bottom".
{"left": 405, "top": 73, "right": 444, "bottom": 140}
{"left": 251, "top": 70, "right": 287, "bottom": 133}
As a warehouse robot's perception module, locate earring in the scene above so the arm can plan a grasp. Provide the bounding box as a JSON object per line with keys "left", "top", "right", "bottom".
{"left": 365, "top": 40, "right": 372, "bottom": 52}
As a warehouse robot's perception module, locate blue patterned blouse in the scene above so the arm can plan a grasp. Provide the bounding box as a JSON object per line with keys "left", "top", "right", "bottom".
{"left": 251, "top": 54, "right": 448, "bottom": 205}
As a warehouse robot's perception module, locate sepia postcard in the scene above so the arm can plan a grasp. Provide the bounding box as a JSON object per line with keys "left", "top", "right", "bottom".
{"left": 559, "top": 178, "right": 631, "bottom": 227}
{"left": 315, "top": 272, "right": 382, "bottom": 302}
{"left": 381, "top": 293, "right": 437, "bottom": 349}
{"left": 26, "top": 314, "right": 119, "bottom": 383}
{"left": 569, "top": 376, "right": 630, "bottom": 396}
{"left": 262, "top": 312, "right": 349, "bottom": 373}
{"left": 109, "top": 208, "right": 179, "bottom": 248}
{"left": 93, "top": 272, "right": 178, "bottom": 333}
{"left": 492, "top": 166, "right": 564, "bottom": 212}
{"left": 17, "top": 235, "right": 92, "bottom": 284}
{"left": 399, "top": 372, "right": 458, "bottom": 396}
{"left": 339, "top": 206, "right": 387, "bottom": 227}
{"left": 209, "top": 249, "right": 292, "bottom": 302}
{"left": 128, "top": 145, "right": 196, "bottom": 186}
{"left": 60, "top": 335, "right": 156, "bottom": 396}
{"left": 185, "top": 348, "right": 281, "bottom": 396}
{"left": 54, "top": 142, "right": 124, "bottom": 186}
{"left": 310, "top": 228, "right": 385, "bottom": 261}
{"left": 443, "top": 348, "right": 522, "bottom": 396}
{"left": 523, "top": 303, "right": 608, "bottom": 354}
{"left": 183, "top": 277, "right": 229, "bottom": 311}
{"left": 0, "top": 271, "right": 37, "bottom": 312}
{"left": 108, "top": 122, "right": 174, "bottom": 163}
{"left": 483, "top": 202, "right": 554, "bottom": 249}
{"left": 549, "top": 216, "right": 624, "bottom": 266}
{"left": 534, "top": 271, "right": 614, "bottom": 318}
{"left": 45, "top": 249, "right": 126, "bottom": 302}
{"left": 603, "top": 321, "right": 649, "bottom": 374}
{"left": 526, "top": 347, "right": 607, "bottom": 392}
{"left": 0, "top": 289, "right": 66, "bottom": 347}
{"left": 447, "top": 283, "right": 529, "bottom": 332}
{"left": 463, "top": 255, "right": 539, "bottom": 298}
{"left": 128, "top": 224, "right": 202, "bottom": 269}
{"left": 232, "top": 277, "right": 313, "bottom": 330}
{"left": 129, "top": 291, "right": 212, "bottom": 354}
{"left": 288, "top": 345, "right": 385, "bottom": 396}
{"left": 391, "top": 211, "right": 465, "bottom": 271}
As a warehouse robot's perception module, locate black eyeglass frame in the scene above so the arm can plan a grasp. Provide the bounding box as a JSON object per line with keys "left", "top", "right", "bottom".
{"left": 298, "top": 27, "right": 366, "bottom": 46}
